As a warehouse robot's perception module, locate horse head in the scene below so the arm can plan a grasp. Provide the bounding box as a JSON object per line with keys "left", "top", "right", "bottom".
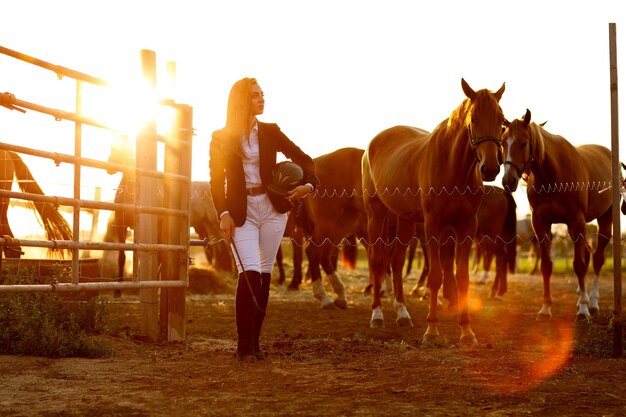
{"left": 501, "top": 109, "right": 536, "bottom": 192}
{"left": 461, "top": 78, "right": 506, "bottom": 182}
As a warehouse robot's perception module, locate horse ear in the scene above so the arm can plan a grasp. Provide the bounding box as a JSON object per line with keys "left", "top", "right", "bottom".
{"left": 502, "top": 119, "right": 510, "bottom": 128}
{"left": 493, "top": 82, "right": 506, "bottom": 101}
{"left": 523, "top": 109, "right": 532, "bottom": 126}
{"left": 622, "top": 161, "right": 626, "bottom": 171}
{"left": 539, "top": 120, "right": 548, "bottom": 127}
{"left": 461, "top": 78, "right": 476, "bottom": 100}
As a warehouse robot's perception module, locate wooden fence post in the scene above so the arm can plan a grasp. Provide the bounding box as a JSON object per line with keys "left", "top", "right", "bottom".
{"left": 137, "top": 49, "right": 159, "bottom": 340}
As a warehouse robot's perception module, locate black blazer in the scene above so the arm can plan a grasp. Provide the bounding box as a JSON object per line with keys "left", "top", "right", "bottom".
{"left": 209, "top": 122, "right": 320, "bottom": 227}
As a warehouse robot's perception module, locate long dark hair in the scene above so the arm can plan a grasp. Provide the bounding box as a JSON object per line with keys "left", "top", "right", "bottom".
{"left": 224, "top": 77, "right": 257, "bottom": 156}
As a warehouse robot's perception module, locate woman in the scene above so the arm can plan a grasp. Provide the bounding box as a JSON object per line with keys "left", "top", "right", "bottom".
{"left": 209, "top": 77, "right": 320, "bottom": 362}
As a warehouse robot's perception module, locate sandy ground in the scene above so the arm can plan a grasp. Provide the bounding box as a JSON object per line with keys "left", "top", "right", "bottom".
{"left": 1, "top": 261, "right": 626, "bottom": 417}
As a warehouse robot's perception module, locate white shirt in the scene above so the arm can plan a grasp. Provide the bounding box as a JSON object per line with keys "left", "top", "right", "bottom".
{"left": 242, "top": 122, "right": 262, "bottom": 188}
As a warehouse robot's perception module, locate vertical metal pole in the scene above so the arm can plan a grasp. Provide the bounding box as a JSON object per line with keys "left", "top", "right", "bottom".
{"left": 609, "top": 23, "right": 622, "bottom": 358}
{"left": 72, "top": 80, "right": 82, "bottom": 284}
{"left": 137, "top": 50, "right": 159, "bottom": 340}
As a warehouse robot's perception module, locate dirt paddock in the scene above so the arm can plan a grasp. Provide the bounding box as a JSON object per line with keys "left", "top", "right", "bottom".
{"left": 1, "top": 262, "right": 626, "bottom": 417}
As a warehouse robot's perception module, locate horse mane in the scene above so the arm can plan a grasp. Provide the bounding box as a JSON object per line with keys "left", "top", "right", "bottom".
{"left": 529, "top": 122, "right": 546, "bottom": 164}
{"left": 447, "top": 89, "right": 502, "bottom": 134}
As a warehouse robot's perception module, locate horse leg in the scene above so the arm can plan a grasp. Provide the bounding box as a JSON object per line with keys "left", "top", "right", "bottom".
{"left": 320, "top": 244, "right": 347, "bottom": 309}
{"left": 404, "top": 238, "right": 417, "bottom": 278}
{"left": 477, "top": 243, "right": 492, "bottom": 284}
{"left": 288, "top": 235, "right": 304, "bottom": 290}
{"left": 275, "top": 246, "right": 286, "bottom": 285}
{"left": 423, "top": 233, "right": 443, "bottom": 343}
{"left": 491, "top": 243, "right": 507, "bottom": 300}
{"left": 530, "top": 238, "right": 540, "bottom": 275}
{"left": 569, "top": 217, "right": 593, "bottom": 321}
{"left": 441, "top": 240, "right": 457, "bottom": 312}
{"left": 306, "top": 241, "right": 334, "bottom": 309}
{"left": 472, "top": 241, "right": 482, "bottom": 274}
{"left": 589, "top": 210, "right": 612, "bottom": 316}
{"left": 391, "top": 219, "right": 414, "bottom": 327}
{"left": 534, "top": 219, "right": 554, "bottom": 320}
{"left": 365, "top": 200, "right": 388, "bottom": 328}
{"left": 455, "top": 235, "right": 478, "bottom": 345}
{"left": 410, "top": 239, "right": 429, "bottom": 297}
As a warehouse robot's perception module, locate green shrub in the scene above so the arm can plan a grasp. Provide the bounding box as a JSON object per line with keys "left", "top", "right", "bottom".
{"left": 0, "top": 270, "right": 114, "bottom": 358}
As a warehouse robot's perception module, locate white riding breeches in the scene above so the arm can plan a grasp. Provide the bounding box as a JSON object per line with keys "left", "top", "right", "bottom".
{"left": 231, "top": 193, "right": 288, "bottom": 274}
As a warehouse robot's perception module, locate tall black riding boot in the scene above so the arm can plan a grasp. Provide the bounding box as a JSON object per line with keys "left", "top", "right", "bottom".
{"left": 235, "top": 271, "right": 261, "bottom": 361}
{"left": 253, "top": 272, "right": 271, "bottom": 360}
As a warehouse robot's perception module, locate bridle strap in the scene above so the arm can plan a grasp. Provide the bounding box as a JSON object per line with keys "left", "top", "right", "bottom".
{"left": 468, "top": 124, "right": 502, "bottom": 159}
{"left": 503, "top": 141, "right": 534, "bottom": 178}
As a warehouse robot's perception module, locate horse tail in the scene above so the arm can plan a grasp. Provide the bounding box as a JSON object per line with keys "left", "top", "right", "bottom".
{"left": 503, "top": 191, "right": 517, "bottom": 273}
{"left": 341, "top": 234, "right": 358, "bottom": 270}
{"left": 9, "top": 152, "right": 73, "bottom": 256}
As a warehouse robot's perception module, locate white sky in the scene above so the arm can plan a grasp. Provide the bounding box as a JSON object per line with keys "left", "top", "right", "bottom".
{"left": 1, "top": 0, "right": 625, "bottom": 223}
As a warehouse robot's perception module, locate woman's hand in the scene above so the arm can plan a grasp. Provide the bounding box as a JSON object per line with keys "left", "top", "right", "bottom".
{"left": 219, "top": 213, "right": 235, "bottom": 242}
{"left": 286, "top": 184, "right": 313, "bottom": 203}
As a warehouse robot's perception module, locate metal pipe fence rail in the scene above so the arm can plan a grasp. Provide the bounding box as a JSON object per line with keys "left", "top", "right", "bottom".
{"left": 1, "top": 45, "right": 192, "bottom": 341}
{"left": 0, "top": 141, "right": 187, "bottom": 183}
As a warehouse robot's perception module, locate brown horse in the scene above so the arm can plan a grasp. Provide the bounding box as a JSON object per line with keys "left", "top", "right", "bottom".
{"left": 502, "top": 109, "right": 612, "bottom": 320}
{"left": 362, "top": 78, "right": 505, "bottom": 344}
{"left": 0, "top": 150, "right": 73, "bottom": 258}
{"left": 409, "top": 185, "right": 517, "bottom": 302}
{"left": 473, "top": 185, "right": 517, "bottom": 298}
{"left": 298, "top": 147, "right": 367, "bottom": 309}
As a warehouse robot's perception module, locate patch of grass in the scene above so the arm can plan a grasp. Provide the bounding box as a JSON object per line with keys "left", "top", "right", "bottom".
{"left": 0, "top": 270, "right": 114, "bottom": 358}
{"left": 573, "top": 311, "right": 618, "bottom": 358}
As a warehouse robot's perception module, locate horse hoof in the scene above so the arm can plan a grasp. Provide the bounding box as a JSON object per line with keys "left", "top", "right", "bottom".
{"left": 321, "top": 302, "right": 336, "bottom": 310}
{"left": 492, "top": 294, "right": 503, "bottom": 301}
{"left": 370, "top": 319, "right": 385, "bottom": 329}
{"left": 334, "top": 299, "right": 348, "bottom": 310}
{"left": 589, "top": 308, "right": 599, "bottom": 317}
{"left": 576, "top": 313, "right": 590, "bottom": 322}
{"left": 363, "top": 285, "right": 372, "bottom": 295}
{"left": 536, "top": 313, "right": 552, "bottom": 322}
{"left": 422, "top": 333, "right": 439, "bottom": 345}
{"left": 459, "top": 335, "right": 479, "bottom": 346}
{"left": 396, "top": 317, "right": 413, "bottom": 327}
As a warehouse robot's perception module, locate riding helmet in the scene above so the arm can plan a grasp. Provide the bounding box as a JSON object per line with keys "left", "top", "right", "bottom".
{"left": 267, "top": 161, "right": 304, "bottom": 196}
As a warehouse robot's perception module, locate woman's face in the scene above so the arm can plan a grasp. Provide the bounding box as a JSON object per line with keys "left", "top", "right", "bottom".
{"left": 250, "top": 83, "right": 265, "bottom": 116}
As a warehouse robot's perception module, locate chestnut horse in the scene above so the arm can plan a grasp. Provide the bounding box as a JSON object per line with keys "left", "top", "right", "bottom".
{"left": 473, "top": 185, "right": 517, "bottom": 298}
{"left": 409, "top": 185, "right": 517, "bottom": 302}
{"left": 362, "top": 78, "right": 505, "bottom": 345}
{"left": 299, "top": 147, "right": 367, "bottom": 309}
{"left": 502, "top": 109, "right": 612, "bottom": 320}
{"left": 0, "top": 150, "right": 72, "bottom": 258}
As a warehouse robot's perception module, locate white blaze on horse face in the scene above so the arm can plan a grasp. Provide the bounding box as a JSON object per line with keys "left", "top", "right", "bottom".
{"left": 503, "top": 135, "right": 516, "bottom": 178}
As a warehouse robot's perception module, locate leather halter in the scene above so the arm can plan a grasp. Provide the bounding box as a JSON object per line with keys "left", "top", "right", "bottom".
{"left": 468, "top": 124, "right": 502, "bottom": 162}
{"left": 503, "top": 139, "right": 534, "bottom": 178}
